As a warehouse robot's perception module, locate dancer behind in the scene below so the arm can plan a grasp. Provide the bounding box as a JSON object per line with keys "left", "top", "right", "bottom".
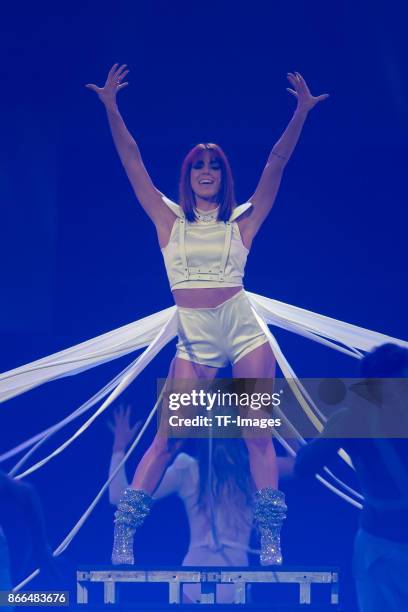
{"left": 295, "top": 344, "right": 408, "bottom": 612}
{"left": 107, "top": 405, "right": 295, "bottom": 604}
{"left": 0, "top": 471, "right": 56, "bottom": 589}
{"left": 86, "top": 63, "right": 328, "bottom": 566}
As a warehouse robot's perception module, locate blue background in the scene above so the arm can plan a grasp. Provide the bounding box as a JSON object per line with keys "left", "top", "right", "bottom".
{"left": 1, "top": 1, "right": 407, "bottom": 608}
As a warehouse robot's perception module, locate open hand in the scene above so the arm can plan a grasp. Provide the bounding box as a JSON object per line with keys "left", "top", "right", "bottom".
{"left": 287, "top": 72, "right": 329, "bottom": 113}
{"left": 86, "top": 63, "right": 129, "bottom": 107}
{"left": 107, "top": 404, "right": 141, "bottom": 452}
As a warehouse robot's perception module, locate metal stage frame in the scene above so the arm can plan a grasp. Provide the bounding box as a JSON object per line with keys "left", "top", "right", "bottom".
{"left": 76, "top": 567, "right": 339, "bottom": 607}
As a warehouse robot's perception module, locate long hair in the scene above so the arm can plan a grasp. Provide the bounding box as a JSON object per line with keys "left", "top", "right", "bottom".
{"left": 194, "top": 437, "right": 254, "bottom": 512}
{"left": 178, "top": 143, "right": 236, "bottom": 222}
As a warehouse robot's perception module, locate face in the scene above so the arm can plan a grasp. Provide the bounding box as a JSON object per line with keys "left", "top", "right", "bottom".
{"left": 190, "top": 150, "right": 222, "bottom": 202}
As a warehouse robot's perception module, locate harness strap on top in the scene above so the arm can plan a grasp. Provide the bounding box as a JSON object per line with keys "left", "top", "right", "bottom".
{"left": 177, "top": 216, "right": 234, "bottom": 283}
{"left": 218, "top": 222, "right": 232, "bottom": 281}
{"left": 179, "top": 219, "right": 189, "bottom": 280}
{"left": 161, "top": 196, "right": 247, "bottom": 282}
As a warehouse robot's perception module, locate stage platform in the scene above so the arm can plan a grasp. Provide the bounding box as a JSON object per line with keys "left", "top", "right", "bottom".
{"left": 76, "top": 566, "right": 339, "bottom": 609}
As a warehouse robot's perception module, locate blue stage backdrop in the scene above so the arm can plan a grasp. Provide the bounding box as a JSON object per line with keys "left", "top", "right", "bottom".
{"left": 1, "top": 1, "right": 407, "bottom": 609}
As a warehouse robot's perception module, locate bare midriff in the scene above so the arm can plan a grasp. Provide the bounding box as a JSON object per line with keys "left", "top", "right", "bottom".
{"left": 172, "top": 286, "right": 243, "bottom": 308}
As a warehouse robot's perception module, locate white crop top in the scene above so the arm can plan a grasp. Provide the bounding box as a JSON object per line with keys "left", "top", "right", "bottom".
{"left": 160, "top": 196, "right": 252, "bottom": 290}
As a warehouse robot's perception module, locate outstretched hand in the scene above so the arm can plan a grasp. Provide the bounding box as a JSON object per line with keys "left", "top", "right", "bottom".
{"left": 107, "top": 404, "right": 142, "bottom": 453}
{"left": 86, "top": 63, "right": 129, "bottom": 107}
{"left": 286, "top": 72, "right": 329, "bottom": 113}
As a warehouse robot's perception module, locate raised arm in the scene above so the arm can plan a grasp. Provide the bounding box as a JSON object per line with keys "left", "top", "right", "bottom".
{"left": 107, "top": 405, "right": 140, "bottom": 505}
{"left": 244, "top": 72, "right": 329, "bottom": 240}
{"left": 86, "top": 64, "right": 174, "bottom": 230}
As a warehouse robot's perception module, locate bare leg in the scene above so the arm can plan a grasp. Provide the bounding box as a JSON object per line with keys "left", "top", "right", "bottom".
{"left": 233, "top": 340, "right": 286, "bottom": 566}
{"left": 131, "top": 356, "right": 218, "bottom": 494}
{"left": 112, "top": 355, "right": 218, "bottom": 565}
{"left": 232, "top": 341, "right": 278, "bottom": 489}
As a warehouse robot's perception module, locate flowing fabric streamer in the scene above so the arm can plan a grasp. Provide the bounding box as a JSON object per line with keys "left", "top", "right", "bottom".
{"left": 2, "top": 291, "right": 406, "bottom": 590}
{"left": 13, "top": 387, "right": 165, "bottom": 593}
{"left": 13, "top": 311, "right": 178, "bottom": 479}
{"left": 0, "top": 306, "right": 176, "bottom": 403}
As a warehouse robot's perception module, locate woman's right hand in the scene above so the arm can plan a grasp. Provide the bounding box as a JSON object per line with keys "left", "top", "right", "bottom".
{"left": 86, "top": 63, "right": 129, "bottom": 108}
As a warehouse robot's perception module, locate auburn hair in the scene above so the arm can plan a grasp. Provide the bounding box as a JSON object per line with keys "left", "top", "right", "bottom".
{"left": 178, "top": 143, "right": 236, "bottom": 222}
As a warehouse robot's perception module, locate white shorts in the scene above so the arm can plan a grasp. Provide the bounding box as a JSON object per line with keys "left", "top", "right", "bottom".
{"left": 176, "top": 290, "right": 269, "bottom": 368}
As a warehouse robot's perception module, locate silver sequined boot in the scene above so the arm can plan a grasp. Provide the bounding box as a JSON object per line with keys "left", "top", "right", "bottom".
{"left": 112, "top": 488, "right": 153, "bottom": 565}
{"left": 253, "top": 488, "right": 287, "bottom": 566}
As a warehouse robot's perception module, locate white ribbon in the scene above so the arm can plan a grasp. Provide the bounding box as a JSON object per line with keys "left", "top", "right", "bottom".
{"left": 2, "top": 290, "right": 406, "bottom": 592}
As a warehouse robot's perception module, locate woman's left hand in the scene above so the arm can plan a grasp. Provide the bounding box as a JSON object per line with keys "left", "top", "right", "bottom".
{"left": 286, "top": 72, "right": 329, "bottom": 113}
{"left": 107, "top": 404, "right": 142, "bottom": 453}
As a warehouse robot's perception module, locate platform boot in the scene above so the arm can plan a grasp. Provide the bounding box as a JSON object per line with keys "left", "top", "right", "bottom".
{"left": 111, "top": 488, "right": 153, "bottom": 565}
{"left": 253, "top": 488, "right": 287, "bottom": 566}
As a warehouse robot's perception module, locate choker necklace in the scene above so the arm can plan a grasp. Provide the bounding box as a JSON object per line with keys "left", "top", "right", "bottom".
{"left": 194, "top": 205, "right": 220, "bottom": 222}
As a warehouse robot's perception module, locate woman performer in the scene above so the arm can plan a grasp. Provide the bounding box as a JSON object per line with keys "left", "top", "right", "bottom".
{"left": 86, "top": 63, "right": 328, "bottom": 566}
